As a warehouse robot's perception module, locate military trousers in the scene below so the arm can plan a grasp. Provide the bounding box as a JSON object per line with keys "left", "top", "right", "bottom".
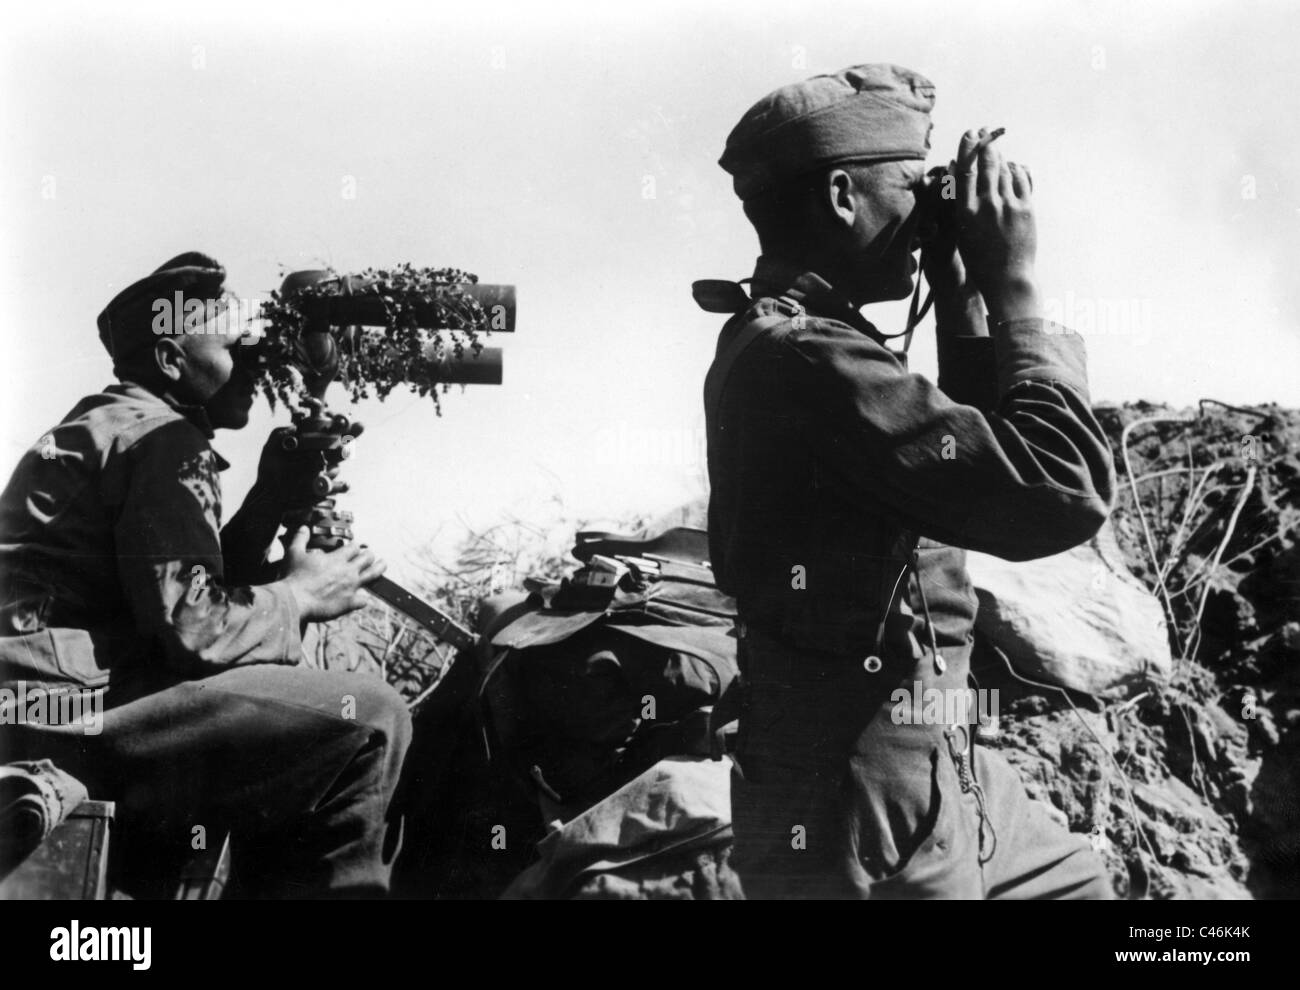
{"left": 730, "top": 625, "right": 1113, "bottom": 899}
{"left": 1, "top": 662, "right": 411, "bottom": 898}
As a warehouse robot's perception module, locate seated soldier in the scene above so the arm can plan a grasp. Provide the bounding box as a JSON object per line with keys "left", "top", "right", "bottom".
{"left": 0, "top": 252, "right": 411, "bottom": 898}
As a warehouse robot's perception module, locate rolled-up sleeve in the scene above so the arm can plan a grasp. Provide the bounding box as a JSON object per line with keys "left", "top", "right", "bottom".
{"left": 113, "top": 419, "right": 303, "bottom": 672}
{"left": 790, "top": 317, "right": 1115, "bottom": 561}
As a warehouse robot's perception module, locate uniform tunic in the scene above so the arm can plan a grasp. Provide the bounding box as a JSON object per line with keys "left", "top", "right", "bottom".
{"left": 0, "top": 382, "right": 409, "bottom": 897}
{"left": 704, "top": 257, "right": 1117, "bottom": 898}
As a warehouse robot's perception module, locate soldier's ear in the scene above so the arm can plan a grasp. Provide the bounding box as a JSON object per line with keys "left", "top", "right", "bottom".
{"left": 823, "top": 168, "right": 858, "bottom": 230}
{"left": 153, "top": 336, "right": 187, "bottom": 383}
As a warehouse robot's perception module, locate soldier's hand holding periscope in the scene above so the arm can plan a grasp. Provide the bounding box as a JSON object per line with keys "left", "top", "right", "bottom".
{"left": 953, "top": 127, "right": 1042, "bottom": 324}
{"left": 282, "top": 526, "right": 387, "bottom": 621}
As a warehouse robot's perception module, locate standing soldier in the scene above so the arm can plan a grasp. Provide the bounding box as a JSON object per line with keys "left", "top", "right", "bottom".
{"left": 0, "top": 253, "right": 410, "bottom": 897}
{"left": 697, "top": 65, "right": 1116, "bottom": 898}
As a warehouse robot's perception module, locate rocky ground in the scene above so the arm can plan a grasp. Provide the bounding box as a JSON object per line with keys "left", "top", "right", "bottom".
{"left": 980, "top": 401, "right": 1300, "bottom": 899}
{"left": 329, "top": 401, "right": 1299, "bottom": 899}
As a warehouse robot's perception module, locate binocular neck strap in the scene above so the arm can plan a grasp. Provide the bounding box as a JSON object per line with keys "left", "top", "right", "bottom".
{"left": 875, "top": 255, "right": 934, "bottom": 353}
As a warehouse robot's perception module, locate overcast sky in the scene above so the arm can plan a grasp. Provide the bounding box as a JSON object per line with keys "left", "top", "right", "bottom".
{"left": 2, "top": 0, "right": 1297, "bottom": 581}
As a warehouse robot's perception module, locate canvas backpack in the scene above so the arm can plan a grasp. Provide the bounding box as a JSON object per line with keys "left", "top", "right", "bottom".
{"left": 476, "top": 527, "right": 739, "bottom": 816}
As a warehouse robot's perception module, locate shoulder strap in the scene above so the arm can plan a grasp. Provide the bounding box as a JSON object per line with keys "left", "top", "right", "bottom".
{"left": 703, "top": 296, "right": 803, "bottom": 427}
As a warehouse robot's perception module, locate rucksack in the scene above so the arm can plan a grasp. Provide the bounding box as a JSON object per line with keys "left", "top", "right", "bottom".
{"left": 476, "top": 527, "right": 739, "bottom": 817}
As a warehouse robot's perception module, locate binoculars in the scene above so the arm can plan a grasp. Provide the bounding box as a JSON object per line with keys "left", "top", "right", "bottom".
{"left": 912, "top": 165, "right": 957, "bottom": 248}
{"left": 912, "top": 127, "right": 1008, "bottom": 247}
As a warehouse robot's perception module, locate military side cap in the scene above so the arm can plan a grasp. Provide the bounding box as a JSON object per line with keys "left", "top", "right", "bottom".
{"left": 720, "top": 63, "right": 935, "bottom": 201}
{"left": 97, "top": 251, "right": 227, "bottom": 366}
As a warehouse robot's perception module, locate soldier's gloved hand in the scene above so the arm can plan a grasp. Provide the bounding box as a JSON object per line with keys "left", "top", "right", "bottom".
{"left": 253, "top": 424, "right": 355, "bottom": 508}
{"left": 953, "top": 127, "right": 1041, "bottom": 323}
{"left": 281, "top": 526, "right": 387, "bottom": 621}
{"left": 254, "top": 427, "right": 324, "bottom": 506}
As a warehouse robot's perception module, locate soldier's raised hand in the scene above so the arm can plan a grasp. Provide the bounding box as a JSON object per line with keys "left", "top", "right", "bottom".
{"left": 953, "top": 127, "right": 1041, "bottom": 323}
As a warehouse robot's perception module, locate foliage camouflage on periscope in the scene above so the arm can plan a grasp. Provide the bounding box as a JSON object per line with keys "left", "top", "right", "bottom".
{"left": 255, "top": 264, "right": 491, "bottom": 412}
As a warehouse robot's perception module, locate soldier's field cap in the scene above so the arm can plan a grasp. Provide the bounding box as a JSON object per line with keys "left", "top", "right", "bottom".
{"left": 720, "top": 63, "right": 935, "bottom": 201}
{"left": 97, "top": 251, "right": 227, "bottom": 365}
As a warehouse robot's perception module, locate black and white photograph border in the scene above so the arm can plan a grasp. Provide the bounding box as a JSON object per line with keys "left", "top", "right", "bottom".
{"left": 0, "top": 0, "right": 1296, "bottom": 933}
